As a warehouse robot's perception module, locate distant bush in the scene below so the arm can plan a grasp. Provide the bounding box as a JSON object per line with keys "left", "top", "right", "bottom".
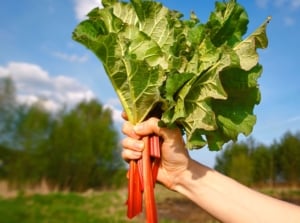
{"left": 215, "top": 132, "right": 300, "bottom": 186}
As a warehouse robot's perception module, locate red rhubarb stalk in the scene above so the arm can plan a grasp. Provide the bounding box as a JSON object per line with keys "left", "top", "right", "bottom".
{"left": 137, "top": 158, "right": 144, "bottom": 191}
{"left": 151, "top": 158, "right": 160, "bottom": 186}
{"left": 142, "top": 136, "right": 158, "bottom": 223}
{"left": 126, "top": 134, "right": 160, "bottom": 221}
{"left": 150, "top": 135, "right": 160, "bottom": 158}
{"left": 127, "top": 160, "right": 142, "bottom": 219}
{"left": 150, "top": 135, "right": 160, "bottom": 184}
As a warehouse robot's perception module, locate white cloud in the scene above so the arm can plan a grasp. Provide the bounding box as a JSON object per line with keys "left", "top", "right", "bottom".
{"left": 287, "top": 115, "right": 300, "bottom": 123}
{"left": 291, "top": 0, "right": 300, "bottom": 8}
{"left": 0, "top": 61, "right": 123, "bottom": 125}
{"left": 104, "top": 98, "right": 123, "bottom": 124}
{"left": 0, "top": 62, "right": 95, "bottom": 112}
{"left": 283, "top": 16, "right": 295, "bottom": 26}
{"left": 53, "top": 51, "right": 89, "bottom": 63}
{"left": 255, "top": 0, "right": 299, "bottom": 27}
{"left": 74, "top": 0, "right": 103, "bottom": 21}
{"left": 274, "top": 0, "right": 288, "bottom": 7}
{"left": 256, "top": 0, "right": 300, "bottom": 9}
{"left": 255, "top": 0, "right": 269, "bottom": 8}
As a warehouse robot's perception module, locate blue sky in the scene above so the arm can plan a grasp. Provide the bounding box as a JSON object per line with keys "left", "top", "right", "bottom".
{"left": 0, "top": 0, "right": 300, "bottom": 167}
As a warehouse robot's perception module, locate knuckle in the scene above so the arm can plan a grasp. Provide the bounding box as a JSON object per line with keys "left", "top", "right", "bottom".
{"left": 121, "top": 121, "right": 130, "bottom": 134}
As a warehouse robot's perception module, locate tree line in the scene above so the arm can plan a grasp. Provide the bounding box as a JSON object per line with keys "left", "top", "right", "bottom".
{"left": 1, "top": 77, "right": 299, "bottom": 191}
{"left": 215, "top": 132, "right": 300, "bottom": 186}
{"left": 0, "top": 77, "right": 126, "bottom": 191}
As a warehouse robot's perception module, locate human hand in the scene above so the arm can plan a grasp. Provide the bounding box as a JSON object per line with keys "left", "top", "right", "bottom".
{"left": 121, "top": 117, "right": 191, "bottom": 189}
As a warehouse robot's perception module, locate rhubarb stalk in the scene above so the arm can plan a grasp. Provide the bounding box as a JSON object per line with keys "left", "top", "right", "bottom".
{"left": 127, "top": 160, "right": 143, "bottom": 219}
{"left": 126, "top": 134, "right": 160, "bottom": 221}
{"left": 150, "top": 135, "right": 160, "bottom": 185}
{"left": 142, "top": 136, "right": 158, "bottom": 223}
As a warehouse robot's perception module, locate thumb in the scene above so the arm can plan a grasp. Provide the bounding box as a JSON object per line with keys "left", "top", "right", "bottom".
{"left": 134, "top": 118, "right": 182, "bottom": 142}
{"left": 133, "top": 117, "right": 161, "bottom": 136}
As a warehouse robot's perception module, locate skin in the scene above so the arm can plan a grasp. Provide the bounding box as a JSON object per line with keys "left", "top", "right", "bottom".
{"left": 121, "top": 117, "right": 300, "bottom": 223}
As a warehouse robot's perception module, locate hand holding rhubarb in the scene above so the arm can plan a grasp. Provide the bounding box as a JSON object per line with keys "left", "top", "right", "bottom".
{"left": 122, "top": 118, "right": 190, "bottom": 189}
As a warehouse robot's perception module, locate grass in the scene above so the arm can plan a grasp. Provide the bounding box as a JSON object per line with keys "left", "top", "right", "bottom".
{"left": 0, "top": 186, "right": 193, "bottom": 223}
{"left": 0, "top": 189, "right": 138, "bottom": 223}
{"left": 1, "top": 185, "right": 298, "bottom": 223}
{"left": 258, "top": 186, "right": 300, "bottom": 204}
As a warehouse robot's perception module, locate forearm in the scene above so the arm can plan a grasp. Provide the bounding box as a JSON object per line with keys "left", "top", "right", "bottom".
{"left": 173, "top": 159, "right": 300, "bottom": 223}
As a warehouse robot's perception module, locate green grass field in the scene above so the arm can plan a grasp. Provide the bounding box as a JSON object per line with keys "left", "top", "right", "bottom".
{"left": 1, "top": 185, "right": 298, "bottom": 223}
{"left": 0, "top": 190, "right": 133, "bottom": 223}
{"left": 0, "top": 186, "right": 202, "bottom": 223}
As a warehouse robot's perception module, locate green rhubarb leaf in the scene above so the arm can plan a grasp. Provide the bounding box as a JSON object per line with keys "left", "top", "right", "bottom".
{"left": 164, "top": 72, "right": 194, "bottom": 104}
{"left": 206, "top": 0, "right": 249, "bottom": 47}
{"left": 234, "top": 17, "right": 271, "bottom": 70}
{"left": 73, "top": 0, "right": 178, "bottom": 124}
{"left": 160, "top": 1, "right": 270, "bottom": 149}
{"left": 73, "top": 0, "right": 270, "bottom": 151}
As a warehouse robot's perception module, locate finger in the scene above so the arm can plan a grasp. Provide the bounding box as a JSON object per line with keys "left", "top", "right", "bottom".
{"left": 133, "top": 117, "right": 161, "bottom": 135}
{"left": 121, "top": 111, "right": 128, "bottom": 120}
{"left": 121, "top": 137, "right": 144, "bottom": 152}
{"left": 122, "top": 121, "right": 141, "bottom": 139}
{"left": 133, "top": 117, "right": 181, "bottom": 140}
{"left": 122, "top": 148, "right": 142, "bottom": 161}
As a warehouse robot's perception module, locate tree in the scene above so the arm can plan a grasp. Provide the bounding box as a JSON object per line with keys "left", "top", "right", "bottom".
{"left": 276, "top": 131, "right": 300, "bottom": 185}
{"left": 6, "top": 103, "right": 52, "bottom": 187}
{"left": 0, "top": 77, "right": 17, "bottom": 145}
{"left": 46, "top": 100, "right": 124, "bottom": 190}
{"left": 0, "top": 145, "right": 18, "bottom": 179}
{"left": 215, "top": 141, "right": 253, "bottom": 186}
{"left": 215, "top": 133, "right": 300, "bottom": 186}
{"left": 250, "top": 144, "right": 275, "bottom": 185}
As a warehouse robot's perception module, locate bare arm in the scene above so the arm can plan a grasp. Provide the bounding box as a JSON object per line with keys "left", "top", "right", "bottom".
{"left": 121, "top": 117, "right": 300, "bottom": 223}
{"left": 174, "top": 159, "right": 300, "bottom": 223}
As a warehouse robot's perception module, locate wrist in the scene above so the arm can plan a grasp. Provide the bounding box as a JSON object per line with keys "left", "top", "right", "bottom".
{"left": 172, "top": 159, "right": 207, "bottom": 191}
{"left": 171, "top": 159, "right": 215, "bottom": 201}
